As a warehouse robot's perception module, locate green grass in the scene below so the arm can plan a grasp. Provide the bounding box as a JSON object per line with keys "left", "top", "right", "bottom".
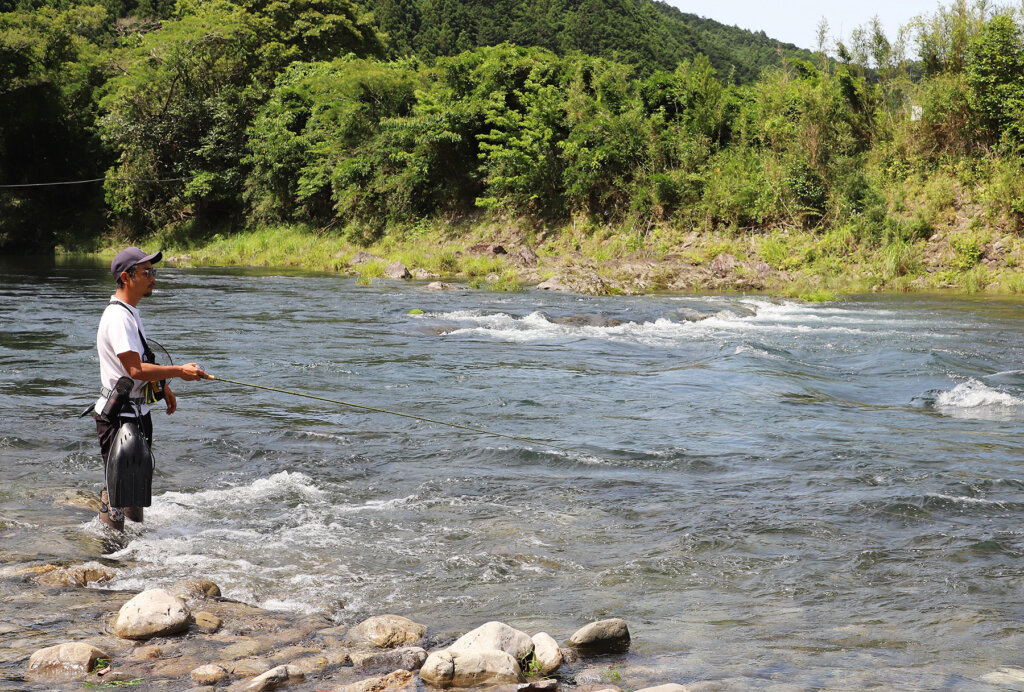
{"left": 80, "top": 212, "right": 1024, "bottom": 296}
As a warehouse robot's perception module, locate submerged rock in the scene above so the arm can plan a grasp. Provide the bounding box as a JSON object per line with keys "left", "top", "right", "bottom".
{"left": 552, "top": 314, "right": 625, "bottom": 328}
{"left": 34, "top": 563, "right": 115, "bottom": 587}
{"left": 26, "top": 642, "right": 109, "bottom": 678}
{"left": 567, "top": 619, "right": 630, "bottom": 653}
{"left": 421, "top": 649, "right": 524, "bottom": 687}
{"left": 236, "top": 663, "right": 304, "bottom": 691}
{"left": 665, "top": 308, "right": 712, "bottom": 323}
{"left": 449, "top": 621, "right": 534, "bottom": 660}
{"left": 346, "top": 614, "right": 426, "bottom": 648}
{"left": 425, "top": 281, "right": 456, "bottom": 291}
{"left": 191, "top": 663, "right": 229, "bottom": 685}
{"left": 112, "top": 589, "right": 191, "bottom": 640}
{"left": 171, "top": 577, "right": 221, "bottom": 602}
{"left": 337, "top": 669, "right": 417, "bottom": 692}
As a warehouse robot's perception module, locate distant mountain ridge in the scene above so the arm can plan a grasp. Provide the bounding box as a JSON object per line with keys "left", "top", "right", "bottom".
{"left": 364, "top": 0, "right": 817, "bottom": 81}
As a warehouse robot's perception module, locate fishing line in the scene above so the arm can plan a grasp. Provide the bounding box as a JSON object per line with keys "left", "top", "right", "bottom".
{"left": 209, "top": 375, "right": 590, "bottom": 456}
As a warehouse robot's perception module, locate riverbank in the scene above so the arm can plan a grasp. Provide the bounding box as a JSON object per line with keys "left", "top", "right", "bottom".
{"left": 78, "top": 218, "right": 1024, "bottom": 299}
{"left": 3, "top": 499, "right": 670, "bottom": 692}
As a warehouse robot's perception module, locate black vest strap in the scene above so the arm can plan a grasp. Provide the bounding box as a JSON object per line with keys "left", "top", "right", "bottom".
{"left": 109, "top": 300, "right": 155, "bottom": 364}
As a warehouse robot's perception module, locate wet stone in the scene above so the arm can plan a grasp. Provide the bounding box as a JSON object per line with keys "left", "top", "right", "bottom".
{"left": 151, "top": 656, "right": 205, "bottom": 677}
{"left": 194, "top": 611, "right": 223, "bottom": 631}
{"left": 351, "top": 646, "right": 427, "bottom": 672}
{"left": 170, "top": 577, "right": 221, "bottom": 602}
{"left": 112, "top": 589, "right": 191, "bottom": 640}
{"left": 346, "top": 614, "right": 426, "bottom": 648}
{"left": 230, "top": 657, "right": 274, "bottom": 677}
{"left": 191, "top": 663, "right": 230, "bottom": 685}
{"left": 336, "top": 668, "right": 417, "bottom": 692}
{"left": 26, "top": 642, "right": 109, "bottom": 678}
{"left": 129, "top": 645, "right": 163, "bottom": 660}
{"left": 567, "top": 619, "right": 630, "bottom": 653}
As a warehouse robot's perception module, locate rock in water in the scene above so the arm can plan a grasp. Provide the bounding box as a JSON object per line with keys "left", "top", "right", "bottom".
{"left": 531, "top": 632, "right": 563, "bottom": 674}
{"left": 385, "top": 262, "right": 411, "bottom": 280}
{"left": 665, "top": 308, "right": 711, "bottom": 323}
{"left": 239, "top": 664, "right": 303, "bottom": 691}
{"left": 351, "top": 646, "right": 428, "bottom": 672}
{"left": 26, "top": 642, "right": 109, "bottom": 678}
{"left": 421, "top": 650, "right": 524, "bottom": 687}
{"left": 567, "top": 619, "right": 630, "bottom": 653}
{"left": 338, "top": 669, "right": 417, "bottom": 692}
{"left": 449, "top": 621, "right": 534, "bottom": 660}
{"left": 191, "top": 664, "right": 229, "bottom": 685}
{"left": 170, "top": 577, "right": 221, "bottom": 602}
{"left": 346, "top": 614, "right": 426, "bottom": 648}
{"left": 112, "top": 589, "right": 191, "bottom": 640}
{"left": 552, "top": 314, "right": 625, "bottom": 328}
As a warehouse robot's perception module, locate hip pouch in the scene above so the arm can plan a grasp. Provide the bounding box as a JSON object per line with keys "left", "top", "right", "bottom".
{"left": 106, "top": 417, "right": 153, "bottom": 507}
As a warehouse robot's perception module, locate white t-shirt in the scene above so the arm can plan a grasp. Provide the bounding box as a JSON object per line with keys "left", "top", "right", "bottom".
{"left": 94, "top": 298, "right": 151, "bottom": 417}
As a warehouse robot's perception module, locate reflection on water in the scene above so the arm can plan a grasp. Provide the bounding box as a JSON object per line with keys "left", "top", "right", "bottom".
{"left": 2, "top": 256, "right": 1024, "bottom": 689}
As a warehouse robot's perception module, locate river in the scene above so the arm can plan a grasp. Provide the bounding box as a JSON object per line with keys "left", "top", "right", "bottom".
{"left": 2, "top": 257, "right": 1024, "bottom": 689}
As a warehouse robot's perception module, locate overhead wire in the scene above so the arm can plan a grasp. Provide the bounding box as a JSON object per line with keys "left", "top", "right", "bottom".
{"left": 0, "top": 177, "right": 191, "bottom": 188}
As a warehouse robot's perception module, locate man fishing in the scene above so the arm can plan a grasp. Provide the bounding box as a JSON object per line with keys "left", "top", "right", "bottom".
{"left": 93, "top": 246, "right": 209, "bottom": 530}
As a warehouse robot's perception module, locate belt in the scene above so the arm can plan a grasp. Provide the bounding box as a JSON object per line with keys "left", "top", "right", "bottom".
{"left": 100, "top": 386, "right": 147, "bottom": 406}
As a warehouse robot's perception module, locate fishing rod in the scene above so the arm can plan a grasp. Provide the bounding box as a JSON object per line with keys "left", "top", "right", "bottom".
{"left": 209, "top": 375, "right": 590, "bottom": 456}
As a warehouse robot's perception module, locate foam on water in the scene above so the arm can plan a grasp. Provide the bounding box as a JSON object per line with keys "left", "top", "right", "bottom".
{"left": 934, "top": 379, "right": 1024, "bottom": 420}
{"left": 424, "top": 299, "right": 921, "bottom": 347}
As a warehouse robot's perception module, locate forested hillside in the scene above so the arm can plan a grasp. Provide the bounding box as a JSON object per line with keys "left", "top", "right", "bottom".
{"left": 2, "top": 0, "right": 1024, "bottom": 295}
{"left": 363, "top": 0, "right": 815, "bottom": 81}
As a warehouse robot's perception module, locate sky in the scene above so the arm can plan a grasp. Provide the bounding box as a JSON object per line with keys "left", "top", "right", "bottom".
{"left": 665, "top": 0, "right": 945, "bottom": 52}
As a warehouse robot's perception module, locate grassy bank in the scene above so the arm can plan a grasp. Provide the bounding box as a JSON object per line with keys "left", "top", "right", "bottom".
{"left": 84, "top": 210, "right": 1024, "bottom": 301}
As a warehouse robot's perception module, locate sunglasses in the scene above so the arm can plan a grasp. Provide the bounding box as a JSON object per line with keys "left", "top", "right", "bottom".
{"left": 133, "top": 267, "right": 157, "bottom": 278}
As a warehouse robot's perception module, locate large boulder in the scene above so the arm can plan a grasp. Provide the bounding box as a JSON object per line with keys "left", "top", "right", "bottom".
{"left": 420, "top": 650, "right": 524, "bottom": 687}
{"left": 112, "top": 589, "right": 191, "bottom": 640}
{"left": 567, "top": 619, "right": 630, "bottom": 653}
{"left": 26, "top": 642, "right": 109, "bottom": 678}
{"left": 347, "top": 615, "right": 426, "bottom": 648}
{"left": 449, "top": 621, "right": 533, "bottom": 660}
{"left": 530, "top": 632, "right": 563, "bottom": 675}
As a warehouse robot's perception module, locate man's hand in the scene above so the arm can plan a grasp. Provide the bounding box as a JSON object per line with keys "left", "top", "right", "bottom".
{"left": 165, "top": 386, "right": 177, "bottom": 415}
{"left": 178, "top": 363, "right": 210, "bottom": 381}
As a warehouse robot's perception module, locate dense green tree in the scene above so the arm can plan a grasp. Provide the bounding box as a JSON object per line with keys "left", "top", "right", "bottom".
{"left": 0, "top": 5, "right": 108, "bottom": 250}
{"left": 965, "top": 13, "right": 1024, "bottom": 145}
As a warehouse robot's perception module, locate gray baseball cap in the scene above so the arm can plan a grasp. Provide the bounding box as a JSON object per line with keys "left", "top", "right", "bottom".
{"left": 111, "top": 246, "right": 162, "bottom": 280}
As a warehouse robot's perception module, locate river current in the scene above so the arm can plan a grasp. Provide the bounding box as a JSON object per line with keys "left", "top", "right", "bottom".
{"left": 2, "top": 257, "right": 1024, "bottom": 689}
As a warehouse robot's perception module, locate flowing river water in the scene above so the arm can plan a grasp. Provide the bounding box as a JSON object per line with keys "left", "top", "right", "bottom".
{"left": 2, "top": 257, "right": 1024, "bottom": 689}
